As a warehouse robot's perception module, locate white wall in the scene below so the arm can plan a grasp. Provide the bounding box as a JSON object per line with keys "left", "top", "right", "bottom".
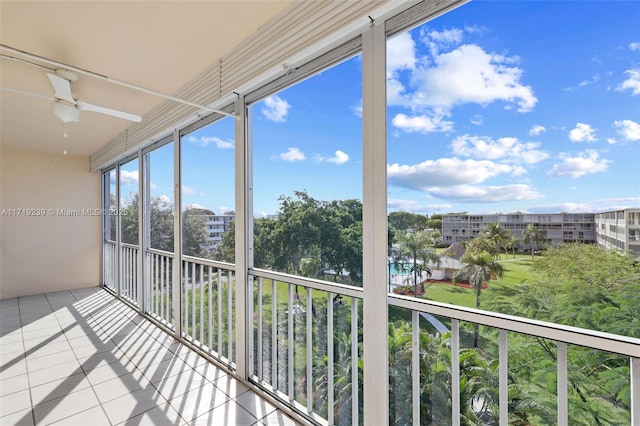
{"left": 0, "top": 147, "right": 101, "bottom": 299}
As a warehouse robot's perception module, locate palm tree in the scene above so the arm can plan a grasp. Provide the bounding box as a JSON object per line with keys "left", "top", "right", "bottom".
{"left": 454, "top": 250, "right": 504, "bottom": 347}
{"left": 398, "top": 231, "right": 441, "bottom": 296}
{"left": 504, "top": 236, "right": 520, "bottom": 259}
{"left": 522, "top": 223, "right": 545, "bottom": 258}
{"left": 483, "top": 223, "right": 511, "bottom": 260}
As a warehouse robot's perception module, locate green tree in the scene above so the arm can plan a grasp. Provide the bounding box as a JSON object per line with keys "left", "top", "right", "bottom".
{"left": 454, "top": 249, "right": 504, "bottom": 347}
{"left": 182, "top": 207, "right": 210, "bottom": 258}
{"left": 397, "top": 231, "right": 441, "bottom": 296}
{"left": 504, "top": 235, "right": 520, "bottom": 259}
{"left": 482, "top": 223, "right": 510, "bottom": 260}
{"left": 486, "top": 244, "right": 639, "bottom": 424}
{"left": 522, "top": 223, "right": 545, "bottom": 258}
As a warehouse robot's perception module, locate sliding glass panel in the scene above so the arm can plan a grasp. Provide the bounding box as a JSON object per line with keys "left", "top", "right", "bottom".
{"left": 146, "top": 141, "right": 174, "bottom": 252}
{"left": 181, "top": 115, "right": 235, "bottom": 261}
{"left": 250, "top": 54, "right": 364, "bottom": 286}
{"left": 386, "top": 2, "right": 639, "bottom": 424}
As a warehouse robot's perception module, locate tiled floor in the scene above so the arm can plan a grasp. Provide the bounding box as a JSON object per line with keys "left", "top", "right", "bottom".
{"left": 0, "top": 288, "right": 301, "bottom": 425}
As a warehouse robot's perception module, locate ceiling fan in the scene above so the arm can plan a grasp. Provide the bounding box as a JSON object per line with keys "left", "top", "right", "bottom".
{"left": 2, "top": 68, "right": 142, "bottom": 123}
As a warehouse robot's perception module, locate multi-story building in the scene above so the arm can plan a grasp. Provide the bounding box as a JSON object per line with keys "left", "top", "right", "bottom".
{"left": 595, "top": 209, "right": 640, "bottom": 256}
{"left": 204, "top": 213, "right": 235, "bottom": 251}
{"left": 442, "top": 213, "right": 597, "bottom": 249}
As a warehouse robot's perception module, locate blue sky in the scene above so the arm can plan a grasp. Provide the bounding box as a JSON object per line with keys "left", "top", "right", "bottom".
{"left": 120, "top": 1, "right": 639, "bottom": 217}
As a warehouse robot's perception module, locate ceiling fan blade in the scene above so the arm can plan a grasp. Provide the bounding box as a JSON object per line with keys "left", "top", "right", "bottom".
{"left": 77, "top": 101, "right": 142, "bottom": 122}
{"left": 1, "top": 86, "right": 53, "bottom": 101}
{"left": 47, "top": 73, "right": 75, "bottom": 104}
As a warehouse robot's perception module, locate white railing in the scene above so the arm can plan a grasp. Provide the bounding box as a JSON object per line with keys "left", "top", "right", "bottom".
{"left": 388, "top": 294, "right": 640, "bottom": 426}
{"left": 182, "top": 255, "right": 237, "bottom": 369}
{"left": 249, "top": 268, "right": 364, "bottom": 426}
{"left": 145, "top": 248, "right": 174, "bottom": 327}
{"left": 103, "top": 241, "right": 117, "bottom": 291}
{"left": 120, "top": 243, "right": 139, "bottom": 305}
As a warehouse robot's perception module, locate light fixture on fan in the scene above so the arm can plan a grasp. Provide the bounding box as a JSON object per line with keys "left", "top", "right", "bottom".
{"left": 1, "top": 68, "right": 142, "bottom": 124}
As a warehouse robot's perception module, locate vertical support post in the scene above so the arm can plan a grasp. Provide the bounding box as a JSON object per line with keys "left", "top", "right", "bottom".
{"left": 499, "top": 329, "right": 508, "bottom": 426}
{"left": 328, "top": 292, "right": 335, "bottom": 425}
{"left": 451, "top": 319, "right": 460, "bottom": 426}
{"left": 139, "top": 150, "right": 148, "bottom": 311}
{"left": 412, "top": 311, "right": 420, "bottom": 426}
{"left": 351, "top": 299, "right": 359, "bottom": 426}
{"left": 235, "top": 97, "right": 250, "bottom": 378}
{"left": 306, "top": 287, "right": 313, "bottom": 416}
{"left": 288, "top": 284, "right": 294, "bottom": 402}
{"left": 362, "top": 18, "right": 389, "bottom": 426}
{"left": 557, "top": 342, "right": 568, "bottom": 426}
{"left": 172, "top": 128, "right": 182, "bottom": 338}
{"left": 115, "top": 165, "right": 121, "bottom": 296}
{"left": 631, "top": 357, "right": 639, "bottom": 426}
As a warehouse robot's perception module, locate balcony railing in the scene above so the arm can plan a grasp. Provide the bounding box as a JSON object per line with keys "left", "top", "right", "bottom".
{"left": 388, "top": 294, "right": 640, "bottom": 426}
{"left": 103, "top": 240, "right": 117, "bottom": 291}
{"left": 182, "top": 255, "right": 237, "bottom": 370}
{"left": 145, "top": 248, "right": 174, "bottom": 327}
{"left": 120, "top": 243, "right": 139, "bottom": 305}
{"left": 100, "top": 247, "right": 639, "bottom": 425}
{"left": 249, "top": 269, "right": 363, "bottom": 426}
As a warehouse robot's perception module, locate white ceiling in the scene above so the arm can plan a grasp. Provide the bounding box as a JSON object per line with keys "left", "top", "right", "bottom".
{"left": 0, "top": 1, "right": 294, "bottom": 157}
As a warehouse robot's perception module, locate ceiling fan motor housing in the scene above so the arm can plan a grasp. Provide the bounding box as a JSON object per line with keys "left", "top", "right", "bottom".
{"left": 52, "top": 101, "right": 81, "bottom": 123}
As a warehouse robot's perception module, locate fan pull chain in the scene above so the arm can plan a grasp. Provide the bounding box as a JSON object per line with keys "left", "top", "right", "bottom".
{"left": 63, "top": 123, "right": 68, "bottom": 155}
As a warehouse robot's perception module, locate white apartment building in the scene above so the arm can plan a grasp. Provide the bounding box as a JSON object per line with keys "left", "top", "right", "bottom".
{"left": 442, "top": 213, "right": 597, "bottom": 249}
{"left": 204, "top": 213, "right": 235, "bottom": 251}
{"left": 595, "top": 209, "right": 640, "bottom": 255}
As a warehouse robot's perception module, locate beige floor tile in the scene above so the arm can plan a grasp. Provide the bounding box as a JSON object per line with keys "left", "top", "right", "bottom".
{"left": 92, "top": 373, "right": 148, "bottom": 404}
{"left": 101, "top": 385, "right": 166, "bottom": 425}
{"left": 167, "top": 382, "right": 229, "bottom": 422}
{"left": 256, "top": 410, "right": 303, "bottom": 426}
{"left": 151, "top": 368, "right": 210, "bottom": 401}
{"left": 30, "top": 372, "right": 91, "bottom": 405}
{"left": 234, "top": 390, "right": 277, "bottom": 420}
{"left": 0, "top": 373, "right": 29, "bottom": 397}
{"left": 28, "top": 359, "right": 83, "bottom": 387}
{"left": 26, "top": 348, "right": 78, "bottom": 372}
{"left": 48, "top": 405, "right": 111, "bottom": 426}
{"left": 116, "top": 400, "right": 186, "bottom": 426}
{"left": 0, "top": 388, "right": 32, "bottom": 418}
{"left": 0, "top": 358, "right": 28, "bottom": 381}
{"left": 189, "top": 400, "right": 258, "bottom": 426}
{"left": 0, "top": 407, "right": 34, "bottom": 426}
{"left": 33, "top": 387, "right": 100, "bottom": 425}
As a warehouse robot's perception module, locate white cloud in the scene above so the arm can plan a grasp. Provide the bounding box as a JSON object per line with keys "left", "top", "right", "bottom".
{"left": 120, "top": 170, "right": 139, "bottom": 186}
{"left": 617, "top": 69, "right": 640, "bottom": 95}
{"left": 261, "top": 95, "right": 291, "bottom": 122}
{"left": 410, "top": 44, "right": 538, "bottom": 113}
{"left": 579, "top": 73, "right": 601, "bottom": 87}
{"left": 388, "top": 198, "right": 451, "bottom": 213}
{"left": 613, "top": 119, "right": 640, "bottom": 141}
{"left": 569, "top": 123, "right": 597, "bottom": 142}
{"left": 279, "top": 147, "right": 305, "bottom": 162}
{"left": 421, "top": 27, "right": 464, "bottom": 57}
{"left": 450, "top": 134, "right": 549, "bottom": 164}
{"left": 186, "top": 135, "right": 233, "bottom": 149}
{"left": 156, "top": 195, "right": 172, "bottom": 207}
{"left": 427, "top": 184, "right": 542, "bottom": 202}
{"left": 607, "top": 138, "right": 618, "bottom": 145}
{"left": 529, "top": 124, "right": 546, "bottom": 136}
{"left": 182, "top": 185, "right": 205, "bottom": 196}
{"left": 547, "top": 150, "right": 610, "bottom": 178}
{"left": 529, "top": 197, "right": 640, "bottom": 213}
{"left": 387, "top": 32, "right": 417, "bottom": 74}
{"left": 470, "top": 115, "right": 484, "bottom": 125}
{"left": 350, "top": 99, "right": 362, "bottom": 117}
{"left": 391, "top": 113, "right": 454, "bottom": 133}
{"left": 629, "top": 42, "right": 640, "bottom": 51}
{"left": 325, "top": 150, "right": 350, "bottom": 165}
{"left": 388, "top": 157, "right": 523, "bottom": 190}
